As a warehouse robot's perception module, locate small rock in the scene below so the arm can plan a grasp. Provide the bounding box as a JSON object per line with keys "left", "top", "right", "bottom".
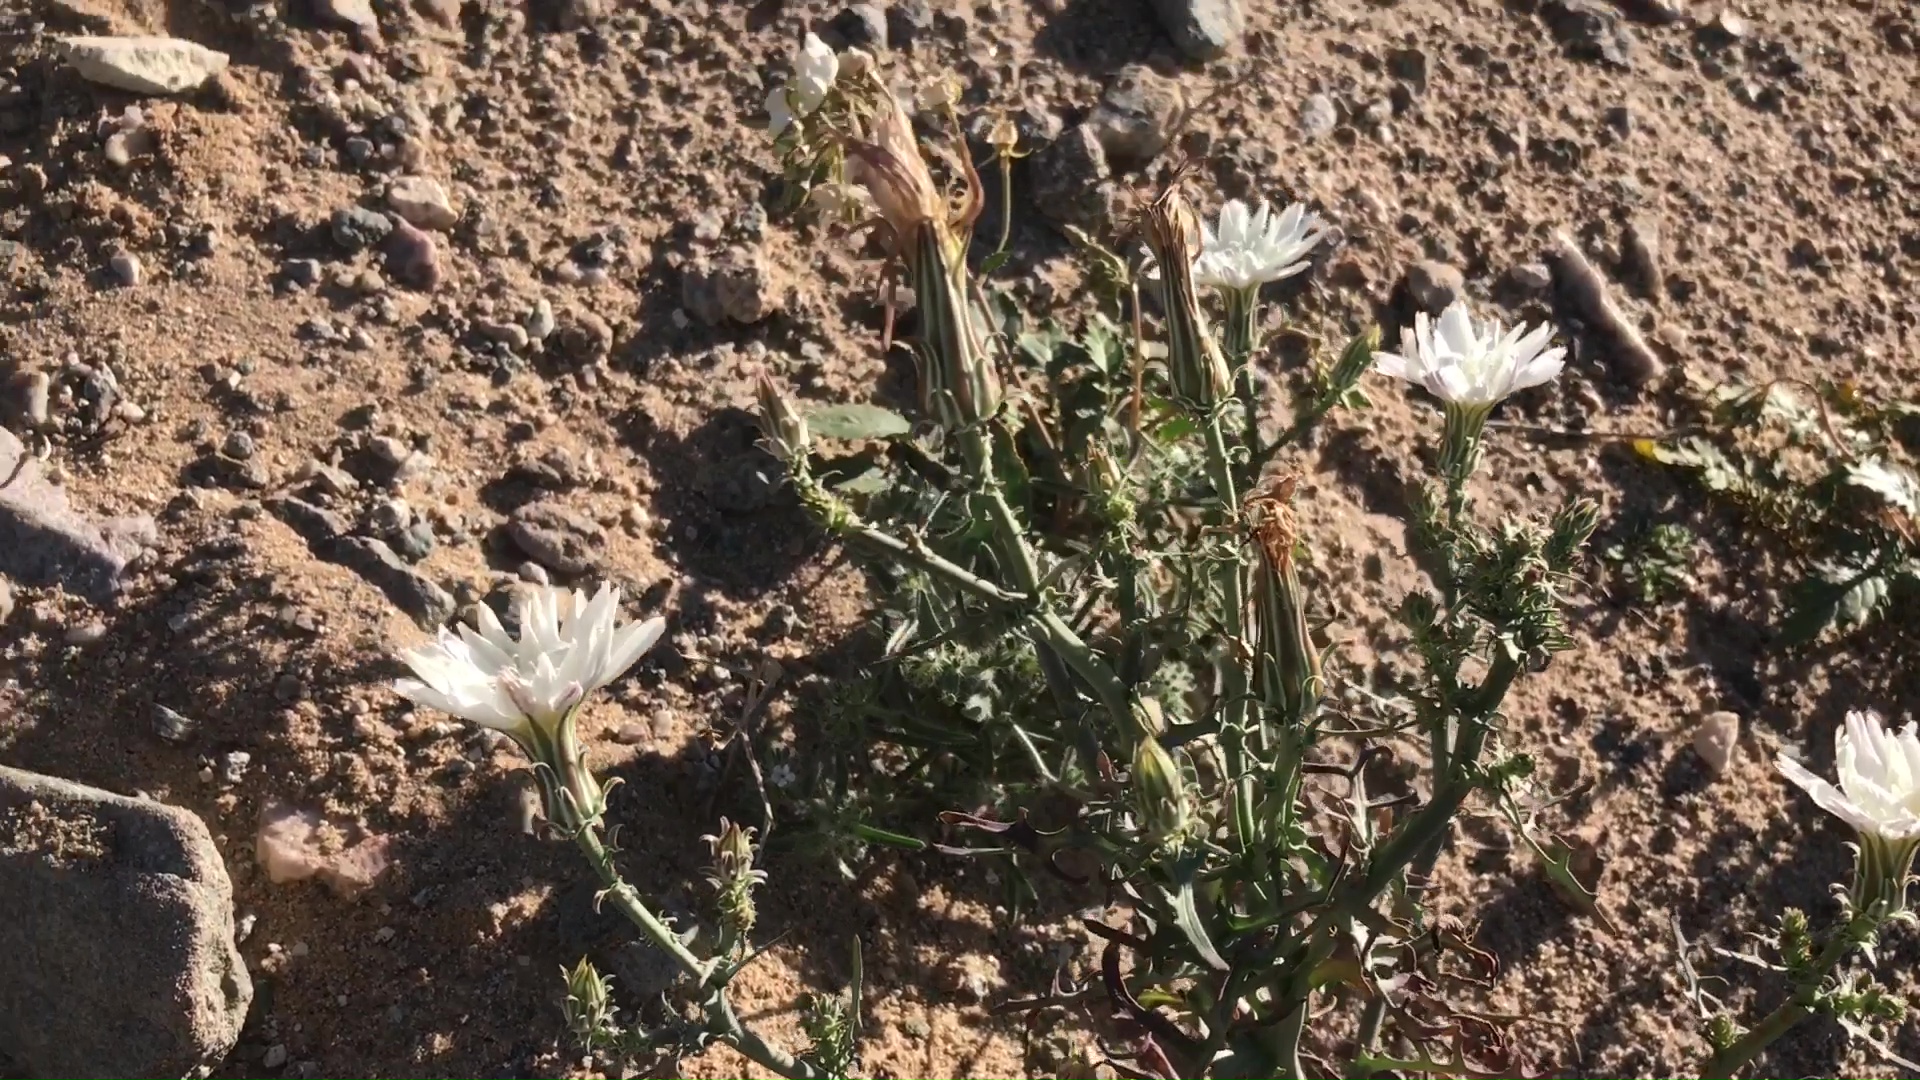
{"left": 1508, "top": 262, "right": 1553, "bottom": 293}
{"left": 525, "top": 298, "right": 556, "bottom": 343}
{"left": 680, "top": 248, "right": 784, "bottom": 325}
{"left": 475, "top": 319, "right": 529, "bottom": 354}
{"left": 0, "top": 429, "right": 154, "bottom": 603}
{"left": 262, "top": 1044, "right": 289, "bottom": 1070}
{"left": 0, "top": 579, "right": 12, "bottom": 625}
{"left": 331, "top": 536, "right": 457, "bottom": 626}
{"left": 1541, "top": 0, "right": 1635, "bottom": 67}
{"left": 282, "top": 259, "right": 321, "bottom": 287}
{"left": 1149, "top": 0, "right": 1246, "bottom": 61}
{"left": 370, "top": 497, "right": 411, "bottom": 533}
{"left": 934, "top": 954, "right": 1003, "bottom": 1003}
{"left": 387, "top": 176, "right": 458, "bottom": 231}
{"left": 330, "top": 207, "right": 393, "bottom": 252}
{"left": 885, "top": 1, "right": 934, "bottom": 48}
{"left": 824, "top": 4, "right": 888, "bottom": 49}
{"left": 393, "top": 521, "right": 435, "bottom": 562}
{"left": 518, "top": 560, "right": 550, "bottom": 585}
{"left": 1298, "top": 93, "right": 1338, "bottom": 139}
{"left": 1029, "top": 124, "right": 1115, "bottom": 229}
{"left": 254, "top": 801, "right": 393, "bottom": 897}
{"left": 221, "top": 751, "right": 250, "bottom": 785}
{"left": 552, "top": 311, "right": 613, "bottom": 364}
{"left": 1086, "top": 64, "right": 1185, "bottom": 167}
{"left": 57, "top": 35, "right": 230, "bottom": 96}
{"left": 297, "top": 460, "right": 359, "bottom": 497}
{"left": 1405, "top": 260, "right": 1465, "bottom": 311}
{"left": 384, "top": 216, "right": 442, "bottom": 291}
{"left": 507, "top": 501, "right": 605, "bottom": 576}
{"left": 269, "top": 496, "right": 351, "bottom": 546}
{"left": 64, "top": 620, "right": 108, "bottom": 645}
{"left": 1699, "top": 8, "right": 1748, "bottom": 46}
{"left": 153, "top": 704, "right": 197, "bottom": 743}
{"left": 1693, "top": 711, "right": 1740, "bottom": 776}
{"left": 0, "top": 766, "right": 252, "bottom": 1076}
{"left": 1621, "top": 214, "right": 1662, "bottom": 298}
{"left": 109, "top": 250, "right": 142, "bottom": 287}
{"left": 315, "top": 0, "right": 382, "bottom": 43}
{"left": 17, "top": 370, "right": 51, "bottom": 428}
{"left": 222, "top": 431, "right": 255, "bottom": 460}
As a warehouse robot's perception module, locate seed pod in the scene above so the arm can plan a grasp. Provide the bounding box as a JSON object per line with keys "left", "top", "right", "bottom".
{"left": 1246, "top": 472, "right": 1321, "bottom": 725}
{"left": 1142, "top": 184, "right": 1233, "bottom": 414}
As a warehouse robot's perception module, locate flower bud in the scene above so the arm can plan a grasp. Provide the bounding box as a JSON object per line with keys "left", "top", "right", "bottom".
{"left": 703, "top": 817, "right": 769, "bottom": 941}
{"left": 1245, "top": 473, "right": 1321, "bottom": 725}
{"left": 1132, "top": 734, "right": 1193, "bottom": 850}
{"left": 985, "top": 111, "right": 1020, "bottom": 157}
{"left": 755, "top": 373, "right": 811, "bottom": 467}
{"left": 561, "top": 956, "right": 614, "bottom": 1040}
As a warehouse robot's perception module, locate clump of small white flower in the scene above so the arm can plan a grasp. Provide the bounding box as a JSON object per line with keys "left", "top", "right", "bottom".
{"left": 765, "top": 32, "right": 839, "bottom": 138}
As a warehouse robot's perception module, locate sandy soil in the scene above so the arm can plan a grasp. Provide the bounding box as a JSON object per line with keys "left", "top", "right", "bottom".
{"left": 2, "top": 0, "right": 1918, "bottom": 1076}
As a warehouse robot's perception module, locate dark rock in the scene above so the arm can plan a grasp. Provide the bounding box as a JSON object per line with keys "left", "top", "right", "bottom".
{"left": 384, "top": 216, "right": 442, "bottom": 291}
{"left": 1028, "top": 124, "right": 1115, "bottom": 230}
{"left": 1508, "top": 262, "right": 1553, "bottom": 294}
{"left": 331, "top": 537, "right": 456, "bottom": 626}
{"left": 393, "top": 521, "right": 436, "bottom": 562}
{"left": 824, "top": 4, "right": 887, "bottom": 50}
{"left": 1405, "top": 260, "right": 1465, "bottom": 311}
{"left": 508, "top": 501, "right": 605, "bottom": 576}
{"left": 1086, "top": 64, "right": 1186, "bottom": 167}
{"left": 269, "top": 496, "right": 350, "bottom": 547}
{"left": 1298, "top": 93, "right": 1338, "bottom": 139}
{"left": 1541, "top": 0, "right": 1635, "bottom": 67}
{"left": 330, "top": 207, "right": 392, "bottom": 252}
{"left": 0, "top": 429, "right": 155, "bottom": 604}
{"left": 1150, "top": 0, "right": 1246, "bottom": 61}
{"left": 885, "top": 1, "right": 934, "bottom": 48}
{"left": 0, "top": 766, "right": 251, "bottom": 1078}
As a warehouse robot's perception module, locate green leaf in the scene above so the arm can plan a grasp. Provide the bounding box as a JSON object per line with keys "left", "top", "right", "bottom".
{"left": 808, "top": 403, "right": 912, "bottom": 441}
{"left": 980, "top": 250, "right": 1011, "bottom": 276}
{"left": 1164, "top": 873, "right": 1228, "bottom": 972}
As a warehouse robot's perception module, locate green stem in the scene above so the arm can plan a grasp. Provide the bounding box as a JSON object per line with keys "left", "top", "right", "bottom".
{"left": 1699, "top": 911, "right": 1875, "bottom": 1079}
{"left": 1221, "top": 287, "right": 1261, "bottom": 454}
{"left": 1201, "top": 413, "right": 1256, "bottom": 851}
{"left": 572, "top": 826, "right": 817, "bottom": 1078}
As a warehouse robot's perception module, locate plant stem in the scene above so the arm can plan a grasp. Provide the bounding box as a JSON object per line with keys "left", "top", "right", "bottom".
{"left": 1699, "top": 912, "right": 1875, "bottom": 1079}
{"left": 573, "top": 825, "right": 818, "bottom": 1079}
{"left": 1201, "top": 412, "right": 1257, "bottom": 850}
{"left": 1221, "top": 287, "right": 1261, "bottom": 453}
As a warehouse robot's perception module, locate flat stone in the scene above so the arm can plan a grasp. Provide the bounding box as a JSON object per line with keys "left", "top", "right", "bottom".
{"left": 387, "top": 175, "right": 458, "bottom": 231}
{"left": 0, "top": 766, "right": 251, "bottom": 1077}
{"left": 0, "top": 428, "right": 155, "bottom": 603}
{"left": 269, "top": 496, "right": 350, "bottom": 547}
{"left": 58, "top": 36, "right": 229, "bottom": 96}
{"left": 1299, "top": 93, "right": 1338, "bottom": 139}
{"left": 1541, "top": 0, "right": 1635, "bottom": 67}
{"left": 330, "top": 536, "right": 456, "bottom": 626}
{"left": 1087, "top": 64, "right": 1186, "bottom": 167}
{"left": 508, "top": 501, "right": 605, "bottom": 576}
{"left": 315, "top": 0, "right": 382, "bottom": 43}
{"left": 1693, "top": 711, "right": 1741, "bottom": 776}
{"left": 680, "top": 248, "right": 784, "bottom": 325}
{"left": 1149, "top": 0, "right": 1246, "bottom": 61}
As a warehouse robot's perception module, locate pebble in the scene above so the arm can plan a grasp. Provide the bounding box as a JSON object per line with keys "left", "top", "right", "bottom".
{"left": 18, "top": 370, "right": 51, "bottom": 427}
{"left": 1541, "top": 0, "right": 1635, "bottom": 68}
{"left": 315, "top": 0, "right": 381, "bottom": 43}
{"left": 222, "top": 750, "right": 251, "bottom": 784}
{"left": 475, "top": 319, "right": 529, "bottom": 354}
{"left": 109, "top": 250, "right": 142, "bottom": 287}
{"left": 525, "top": 298, "right": 556, "bottom": 343}
{"left": 1693, "top": 711, "right": 1740, "bottom": 776}
{"left": 1405, "top": 260, "right": 1465, "bottom": 311}
{"left": 152, "top": 704, "right": 197, "bottom": 743}
{"left": 1149, "top": 0, "right": 1247, "bottom": 61}
{"left": 64, "top": 620, "right": 109, "bottom": 645}
{"left": 387, "top": 175, "right": 458, "bottom": 231}
{"left": 680, "top": 248, "right": 784, "bottom": 325}
{"left": 825, "top": 4, "right": 888, "bottom": 49}
{"left": 262, "top": 1044, "right": 288, "bottom": 1070}
{"left": 1086, "top": 64, "right": 1185, "bottom": 166}
{"left": 331, "top": 207, "right": 393, "bottom": 252}
{"left": 611, "top": 722, "right": 650, "bottom": 745}
{"left": 1298, "top": 93, "right": 1338, "bottom": 139}
{"left": 283, "top": 259, "right": 321, "bottom": 287}
{"left": 1508, "top": 262, "right": 1553, "bottom": 293}
{"left": 1029, "top": 124, "right": 1115, "bottom": 229}
{"left": 507, "top": 501, "right": 605, "bottom": 575}
{"left": 393, "top": 521, "right": 435, "bottom": 562}
{"left": 371, "top": 497, "right": 411, "bottom": 533}
{"left": 1621, "top": 214, "right": 1663, "bottom": 298}
{"left": 223, "top": 431, "right": 256, "bottom": 460}
{"left": 384, "top": 216, "right": 442, "bottom": 291}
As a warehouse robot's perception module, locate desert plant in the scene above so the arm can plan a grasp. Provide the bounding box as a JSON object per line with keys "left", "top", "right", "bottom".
{"left": 753, "top": 34, "right": 1613, "bottom": 1077}
{"left": 1636, "top": 376, "right": 1920, "bottom": 642}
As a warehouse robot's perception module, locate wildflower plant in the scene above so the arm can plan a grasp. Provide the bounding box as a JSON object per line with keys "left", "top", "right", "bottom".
{"left": 752, "top": 37, "right": 1609, "bottom": 1076}
{"left": 1692, "top": 710, "right": 1919, "bottom": 1078}
{"left": 395, "top": 584, "right": 850, "bottom": 1077}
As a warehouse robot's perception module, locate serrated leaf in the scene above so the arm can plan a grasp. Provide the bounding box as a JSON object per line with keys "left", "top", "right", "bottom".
{"left": 808, "top": 403, "right": 912, "bottom": 441}
{"left": 1164, "top": 876, "right": 1228, "bottom": 971}
{"left": 980, "top": 250, "right": 1011, "bottom": 276}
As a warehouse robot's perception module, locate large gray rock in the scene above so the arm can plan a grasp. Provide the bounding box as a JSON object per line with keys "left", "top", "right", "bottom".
{"left": 1150, "top": 0, "right": 1246, "bottom": 61}
{"left": 0, "top": 428, "right": 155, "bottom": 603}
{"left": 0, "top": 767, "right": 251, "bottom": 1077}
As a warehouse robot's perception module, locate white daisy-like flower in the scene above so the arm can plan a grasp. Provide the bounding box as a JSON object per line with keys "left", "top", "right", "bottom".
{"left": 1191, "top": 199, "right": 1327, "bottom": 293}
{"left": 1847, "top": 457, "right": 1920, "bottom": 517}
{"left": 1777, "top": 710, "right": 1920, "bottom": 844}
{"left": 395, "top": 584, "right": 665, "bottom": 739}
{"left": 1373, "top": 300, "right": 1566, "bottom": 408}
{"left": 765, "top": 32, "right": 839, "bottom": 137}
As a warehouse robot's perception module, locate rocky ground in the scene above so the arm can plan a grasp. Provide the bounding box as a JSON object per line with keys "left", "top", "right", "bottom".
{"left": 1, "top": 0, "right": 1918, "bottom": 1077}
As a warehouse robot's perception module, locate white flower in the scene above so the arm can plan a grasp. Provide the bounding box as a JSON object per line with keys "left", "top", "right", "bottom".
{"left": 765, "top": 33, "right": 839, "bottom": 137}
{"left": 395, "top": 584, "right": 665, "bottom": 735}
{"left": 1777, "top": 710, "right": 1920, "bottom": 842}
{"left": 1373, "top": 300, "right": 1566, "bottom": 408}
{"left": 768, "top": 763, "right": 797, "bottom": 790}
{"left": 1847, "top": 457, "right": 1920, "bottom": 517}
{"left": 1191, "top": 199, "right": 1326, "bottom": 292}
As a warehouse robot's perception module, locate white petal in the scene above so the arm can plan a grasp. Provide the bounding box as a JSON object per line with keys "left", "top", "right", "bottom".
{"left": 604, "top": 616, "right": 667, "bottom": 685}
{"left": 1778, "top": 752, "right": 1882, "bottom": 835}
{"left": 1372, "top": 351, "right": 1416, "bottom": 382}
{"left": 1217, "top": 200, "right": 1251, "bottom": 246}
{"left": 1433, "top": 303, "right": 1478, "bottom": 354}
{"left": 1508, "top": 349, "right": 1566, "bottom": 394}
{"left": 766, "top": 88, "right": 794, "bottom": 135}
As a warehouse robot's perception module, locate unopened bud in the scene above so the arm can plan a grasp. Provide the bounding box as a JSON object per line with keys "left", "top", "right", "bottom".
{"left": 1142, "top": 186, "right": 1232, "bottom": 413}
{"left": 985, "top": 112, "right": 1020, "bottom": 157}
{"left": 1131, "top": 734, "right": 1192, "bottom": 849}
{"left": 1084, "top": 444, "right": 1135, "bottom": 528}
{"left": 704, "top": 817, "right": 768, "bottom": 941}
{"left": 755, "top": 373, "right": 811, "bottom": 467}
{"left": 561, "top": 957, "right": 614, "bottom": 1040}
